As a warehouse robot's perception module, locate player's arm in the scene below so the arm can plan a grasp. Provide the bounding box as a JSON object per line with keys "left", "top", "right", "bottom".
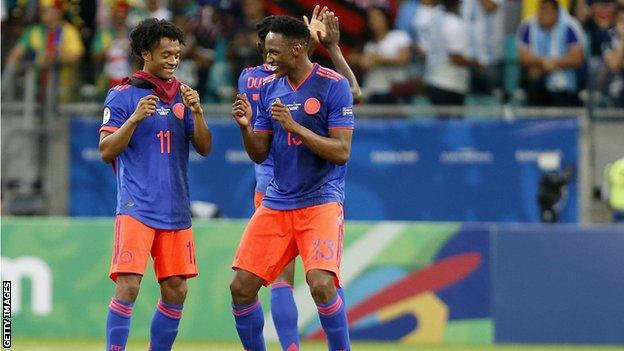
{"left": 99, "top": 95, "right": 159, "bottom": 163}
{"left": 271, "top": 97, "right": 352, "bottom": 165}
{"left": 181, "top": 84, "right": 212, "bottom": 156}
{"left": 318, "top": 11, "right": 362, "bottom": 103}
{"left": 232, "top": 93, "right": 272, "bottom": 163}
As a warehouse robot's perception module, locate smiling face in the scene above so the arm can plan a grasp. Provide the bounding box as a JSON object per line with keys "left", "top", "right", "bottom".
{"left": 264, "top": 32, "right": 298, "bottom": 77}
{"left": 141, "top": 37, "right": 181, "bottom": 80}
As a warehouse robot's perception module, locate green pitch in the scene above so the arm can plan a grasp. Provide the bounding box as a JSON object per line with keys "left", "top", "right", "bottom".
{"left": 9, "top": 340, "right": 623, "bottom": 351}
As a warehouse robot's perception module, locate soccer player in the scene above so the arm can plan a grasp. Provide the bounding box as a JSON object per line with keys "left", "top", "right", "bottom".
{"left": 98, "top": 18, "right": 211, "bottom": 351}
{"left": 231, "top": 15, "right": 354, "bottom": 351}
{"left": 236, "top": 7, "right": 360, "bottom": 351}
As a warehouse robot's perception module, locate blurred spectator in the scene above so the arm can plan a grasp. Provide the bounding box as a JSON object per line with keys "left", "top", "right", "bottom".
{"left": 523, "top": 0, "right": 572, "bottom": 19}
{"left": 352, "top": 6, "right": 412, "bottom": 104}
{"left": 91, "top": 0, "right": 132, "bottom": 97}
{"left": 5, "top": 0, "right": 85, "bottom": 102}
{"left": 184, "top": 2, "right": 234, "bottom": 102}
{"left": 172, "top": 9, "right": 215, "bottom": 97}
{"left": 462, "top": 0, "right": 505, "bottom": 95}
{"left": 412, "top": 0, "right": 439, "bottom": 56}
{"left": 127, "top": 0, "right": 172, "bottom": 28}
{"left": 575, "top": 0, "right": 616, "bottom": 98}
{"left": 395, "top": 0, "right": 418, "bottom": 38}
{"left": 602, "top": 5, "right": 624, "bottom": 106}
{"left": 517, "top": 0, "right": 585, "bottom": 106}
{"left": 423, "top": 0, "right": 477, "bottom": 107}
{"left": 227, "top": 0, "right": 266, "bottom": 85}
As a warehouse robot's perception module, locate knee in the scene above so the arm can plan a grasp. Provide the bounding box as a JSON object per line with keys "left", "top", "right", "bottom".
{"left": 306, "top": 271, "right": 336, "bottom": 304}
{"left": 230, "top": 271, "right": 261, "bottom": 304}
{"left": 116, "top": 275, "right": 142, "bottom": 302}
{"left": 160, "top": 277, "right": 188, "bottom": 303}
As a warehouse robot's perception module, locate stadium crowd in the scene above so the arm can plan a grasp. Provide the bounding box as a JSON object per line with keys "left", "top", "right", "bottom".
{"left": 1, "top": 0, "right": 624, "bottom": 107}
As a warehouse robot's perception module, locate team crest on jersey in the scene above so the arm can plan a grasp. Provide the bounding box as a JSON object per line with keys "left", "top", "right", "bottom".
{"left": 102, "top": 107, "right": 111, "bottom": 124}
{"left": 342, "top": 106, "right": 353, "bottom": 116}
{"left": 156, "top": 106, "right": 171, "bottom": 116}
{"left": 304, "top": 97, "right": 321, "bottom": 115}
{"left": 173, "top": 103, "right": 185, "bottom": 120}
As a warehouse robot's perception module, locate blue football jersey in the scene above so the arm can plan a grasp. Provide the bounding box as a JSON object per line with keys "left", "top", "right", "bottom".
{"left": 100, "top": 83, "right": 195, "bottom": 229}
{"left": 238, "top": 64, "right": 275, "bottom": 194}
{"left": 254, "top": 64, "right": 355, "bottom": 210}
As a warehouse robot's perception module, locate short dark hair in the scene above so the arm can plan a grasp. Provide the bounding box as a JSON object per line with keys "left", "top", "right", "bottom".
{"left": 540, "top": 0, "right": 560, "bottom": 10}
{"left": 130, "top": 18, "right": 185, "bottom": 61}
{"left": 267, "top": 15, "right": 310, "bottom": 44}
{"left": 256, "top": 15, "right": 277, "bottom": 42}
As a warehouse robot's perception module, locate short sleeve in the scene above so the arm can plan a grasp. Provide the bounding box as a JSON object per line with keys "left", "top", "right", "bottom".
{"left": 565, "top": 26, "right": 580, "bottom": 46}
{"left": 99, "top": 90, "right": 129, "bottom": 133}
{"left": 391, "top": 30, "right": 412, "bottom": 48}
{"left": 443, "top": 17, "right": 468, "bottom": 55}
{"left": 327, "top": 78, "right": 355, "bottom": 129}
{"left": 237, "top": 70, "right": 247, "bottom": 93}
{"left": 253, "top": 85, "right": 273, "bottom": 132}
{"left": 517, "top": 22, "right": 530, "bottom": 47}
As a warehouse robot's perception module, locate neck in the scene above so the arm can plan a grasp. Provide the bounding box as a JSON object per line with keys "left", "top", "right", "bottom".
{"left": 287, "top": 60, "right": 314, "bottom": 87}
{"left": 139, "top": 69, "right": 164, "bottom": 81}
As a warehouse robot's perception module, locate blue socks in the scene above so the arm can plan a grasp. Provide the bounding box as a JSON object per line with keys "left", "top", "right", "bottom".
{"left": 316, "top": 291, "right": 350, "bottom": 351}
{"left": 149, "top": 299, "right": 183, "bottom": 351}
{"left": 233, "top": 300, "right": 266, "bottom": 351}
{"left": 271, "top": 283, "right": 300, "bottom": 351}
{"left": 106, "top": 298, "right": 133, "bottom": 351}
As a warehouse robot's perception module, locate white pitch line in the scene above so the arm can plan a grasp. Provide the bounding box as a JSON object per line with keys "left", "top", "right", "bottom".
{"left": 263, "top": 221, "right": 407, "bottom": 340}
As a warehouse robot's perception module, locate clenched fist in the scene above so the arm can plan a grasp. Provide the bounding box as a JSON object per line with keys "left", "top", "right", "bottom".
{"left": 181, "top": 84, "right": 203, "bottom": 114}
{"left": 129, "top": 95, "right": 159, "bottom": 123}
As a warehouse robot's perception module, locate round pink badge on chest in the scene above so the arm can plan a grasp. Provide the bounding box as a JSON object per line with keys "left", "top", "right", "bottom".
{"left": 304, "top": 97, "right": 321, "bottom": 115}
{"left": 173, "top": 103, "right": 185, "bottom": 119}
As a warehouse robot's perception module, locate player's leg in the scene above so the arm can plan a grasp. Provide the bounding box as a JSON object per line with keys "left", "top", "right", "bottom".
{"left": 270, "top": 260, "right": 299, "bottom": 351}
{"left": 149, "top": 227, "right": 198, "bottom": 351}
{"left": 231, "top": 205, "right": 297, "bottom": 351}
{"left": 106, "top": 215, "right": 154, "bottom": 351}
{"left": 296, "top": 203, "right": 350, "bottom": 351}
{"left": 230, "top": 268, "right": 266, "bottom": 351}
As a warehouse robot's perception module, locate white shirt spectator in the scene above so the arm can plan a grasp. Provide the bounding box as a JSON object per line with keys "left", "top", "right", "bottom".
{"left": 424, "top": 11, "right": 470, "bottom": 93}
{"left": 363, "top": 29, "right": 412, "bottom": 95}
{"left": 412, "top": 4, "right": 441, "bottom": 55}
{"left": 461, "top": 0, "right": 505, "bottom": 66}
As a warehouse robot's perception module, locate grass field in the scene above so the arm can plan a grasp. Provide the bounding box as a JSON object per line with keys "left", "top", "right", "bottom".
{"left": 9, "top": 340, "right": 624, "bottom": 351}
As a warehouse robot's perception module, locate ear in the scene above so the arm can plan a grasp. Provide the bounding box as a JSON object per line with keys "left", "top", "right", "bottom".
{"left": 291, "top": 42, "right": 303, "bottom": 57}
{"left": 256, "top": 42, "right": 263, "bottom": 55}
{"left": 141, "top": 50, "right": 152, "bottom": 62}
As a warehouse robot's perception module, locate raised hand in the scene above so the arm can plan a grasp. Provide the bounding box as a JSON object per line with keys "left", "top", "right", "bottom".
{"left": 270, "top": 98, "right": 298, "bottom": 133}
{"left": 181, "top": 84, "right": 203, "bottom": 114}
{"left": 303, "top": 5, "right": 328, "bottom": 45}
{"left": 319, "top": 11, "right": 340, "bottom": 48}
{"left": 130, "top": 95, "right": 159, "bottom": 123}
{"left": 232, "top": 93, "right": 252, "bottom": 128}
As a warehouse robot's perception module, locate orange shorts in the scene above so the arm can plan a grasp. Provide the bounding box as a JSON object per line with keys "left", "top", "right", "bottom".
{"left": 254, "top": 192, "right": 264, "bottom": 209}
{"left": 109, "top": 214, "right": 198, "bottom": 282}
{"left": 232, "top": 202, "right": 344, "bottom": 287}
